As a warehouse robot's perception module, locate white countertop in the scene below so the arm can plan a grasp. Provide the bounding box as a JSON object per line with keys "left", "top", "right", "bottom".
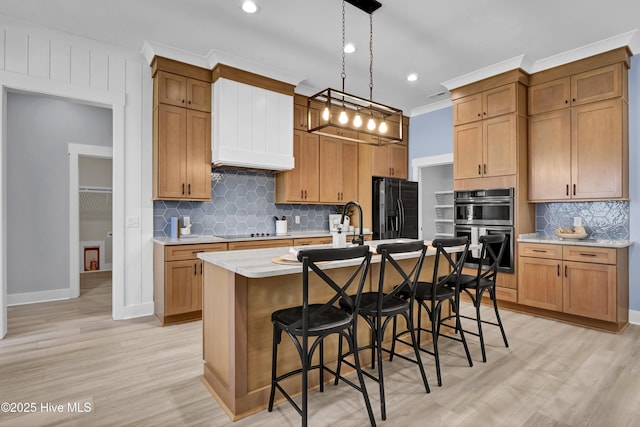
{"left": 517, "top": 233, "right": 633, "bottom": 248}
{"left": 153, "top": 230, "right": 372, "bottom": 246}
{"left": 197, "top": 239, "right": 474, "bottom": 279}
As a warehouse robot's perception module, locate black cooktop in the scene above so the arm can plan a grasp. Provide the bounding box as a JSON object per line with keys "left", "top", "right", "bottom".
{"left": 215, "top": 232, "right": 273, "bottom": 239}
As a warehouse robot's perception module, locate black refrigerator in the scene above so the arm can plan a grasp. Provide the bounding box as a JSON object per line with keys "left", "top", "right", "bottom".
{"left": 372, "top": 176, "right": 419, "bottom": 240}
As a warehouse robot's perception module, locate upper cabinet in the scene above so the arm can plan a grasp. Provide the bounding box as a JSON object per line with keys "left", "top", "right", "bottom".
{"left": 275, "top": 130, "right": 320, "bottom": 203}
{"left": 453, "top": 84, "right": 517, "bottom": 125}
{"left": 452, "top": 79, "right": 527, "bottom": 182}
{"left": 152, "top": 57, "right": 212, "bottom": 201}
{"left": 528, "top": 49, "right": 629, "bottom": 201}
{"left": 528, "top": 63, "right": 624, "bottom": 115}
{"left": 319, "top": 136, "right": 358, "bottom": 203}
{"left": 211, "top": 64, "right": 295, "bottom": 171}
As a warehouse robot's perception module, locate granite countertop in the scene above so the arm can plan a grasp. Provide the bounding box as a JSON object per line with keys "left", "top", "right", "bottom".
{"left": 517, "top": 233, "right": 633, "bottom": 248}
{"left": 197, "top": 239, "right": 475, "bottom": 279}
{"left": 153, "top": 230, "right": 373, "bottom": 246}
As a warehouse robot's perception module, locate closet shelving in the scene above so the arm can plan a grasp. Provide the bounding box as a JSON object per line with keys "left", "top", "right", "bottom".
{"left": 434, "top": 190, "right": 454, "bottom": 238}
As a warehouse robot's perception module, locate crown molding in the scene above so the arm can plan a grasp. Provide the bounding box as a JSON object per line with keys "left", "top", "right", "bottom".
{"left": 141, "top": 40, "right": 210, "bottom": 68}
{"left": 531, "top": 29, "right": 638, "bottom": 73}
{"left": 441, "top": 54, "right": 530, "bottom": 91}
{"left": 410, "top": 99, "right": 452, "bottom": 117}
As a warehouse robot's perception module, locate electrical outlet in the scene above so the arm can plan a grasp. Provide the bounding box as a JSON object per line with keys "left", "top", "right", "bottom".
{"left": 126, "top": 217, "right": 140, "bottom": 228}
{"left": 295, "top": 215, "right": 300, "bottom": 224}
{"left": 573, "top": 217, "right": 582, "bottom": 227}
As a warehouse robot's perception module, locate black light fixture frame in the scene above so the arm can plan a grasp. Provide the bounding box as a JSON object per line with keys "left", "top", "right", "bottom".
{"left": 345, "top": 0, "right": 382, "bottom": 14}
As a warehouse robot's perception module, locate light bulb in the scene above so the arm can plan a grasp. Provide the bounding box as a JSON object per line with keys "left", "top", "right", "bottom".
{"left": 379, "top": 120, "right": 388, "bottom": 133}
{"left": 367, "top": 117, "right": 376, "bottom": 131}
{"left": 241, "top": 1, "right": 258, "bottom": 14}
{"left": 353, "top": 113, "right": 362, "bottom": 128}
{"left": 322, "top": 107, "right": 330, "bottom": 121}
{"left": 339, "top": 110, "right": 348, "bottom": 124}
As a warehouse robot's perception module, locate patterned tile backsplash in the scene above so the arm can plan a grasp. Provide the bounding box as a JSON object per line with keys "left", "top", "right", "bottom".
{"left": 153, "top": 169, "right": 340, "bottom": 237}
{"left": 536, "top": 201, "right": 629, "bottom": 240}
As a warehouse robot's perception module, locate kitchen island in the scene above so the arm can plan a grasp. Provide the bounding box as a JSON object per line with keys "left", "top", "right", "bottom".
{"left": 197, "top": 239, "right": 469, "bottom": 421}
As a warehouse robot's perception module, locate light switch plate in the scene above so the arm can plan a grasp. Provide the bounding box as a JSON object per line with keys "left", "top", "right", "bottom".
{"left": 127, "top": 217, "right": 140, "bottom": 228}
{"left": 573, "top": 217, "right": 582, "bottom": 227}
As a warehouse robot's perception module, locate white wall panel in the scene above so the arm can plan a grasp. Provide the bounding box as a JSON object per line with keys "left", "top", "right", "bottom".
{"left": 50, "top": 41, "right": 71, "bottom": 82}
{"left": 124, "top": 59, "right": 143, "bottom": 307}
{"left": 0, "top": 28, "right": 6, "bottom": 71}
{"left": 90, "top": 51, "right": 109, "bottom": 90}
{"left": 27, "top": 36, "right": 50, "bottom": 78}
{"left": 5, "top": 29, "right": 28, "bottom": 74}
{"left": 140, "top": 65, "right": 154, "bottom": 305}
{"left": 108, "top": 55, "right": 125, "bottom": 92}
{"left": 70, "top": 45, "right": 90, "bottom": 86}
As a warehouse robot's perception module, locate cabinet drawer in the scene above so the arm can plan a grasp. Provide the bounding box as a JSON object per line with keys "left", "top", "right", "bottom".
{"left": 518, "top": 243, "right": 562, "bottom": 259}
{"left": 562, "top": 246, "right": 616, "bottom": 265}
{"left": 294, "top": 237, "right": 332, "bottom": 246}
{"left": 228, "top": 239, "right": 294, "bottom": 250}
{"left": 165, "top": 243, "right": 228, "bottom": 261}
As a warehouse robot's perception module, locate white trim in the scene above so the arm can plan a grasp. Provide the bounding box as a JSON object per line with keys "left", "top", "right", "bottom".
{"left": 629, "top": 309, "right": 640, "bottom": 325}
{"left": 412, "top": 154, "right": 454, "bottom": 241}
{"left": 442, "top": 54, "right": 530, "bottom": 91}
{"left": 7, "top": 288, "right": 73, "bottom": 306}
{"left": 0, "top": 89, "right": 6, "bottom": 338}
{"left": 410, "top": 99, "right": 452, "bottom": 117}
{"left": 119, "top": 302, "right": 155, "bottom": 320}
{"left": 69, "top": 144, "right": 113, "bottom": 298}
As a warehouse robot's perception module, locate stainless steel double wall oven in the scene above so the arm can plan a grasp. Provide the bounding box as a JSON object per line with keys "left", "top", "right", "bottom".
{"left": 454, "top": 188, "right": 514, "bottom": 273}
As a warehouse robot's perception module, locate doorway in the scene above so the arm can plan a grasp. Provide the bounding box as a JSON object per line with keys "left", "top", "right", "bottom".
{"left": 411, "top": 154, "right": 454, "bottom": 241}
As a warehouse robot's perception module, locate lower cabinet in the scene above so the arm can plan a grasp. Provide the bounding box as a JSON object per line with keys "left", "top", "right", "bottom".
{"left": 518, "top": 242, "right": 627, "bottom": 327}
{"left": 154, "top": 242, "right": 227, "bottom": 325}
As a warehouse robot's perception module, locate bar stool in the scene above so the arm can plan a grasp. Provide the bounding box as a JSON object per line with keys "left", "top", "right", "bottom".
{"left": 393, "top": 237, "right": 472, "bottom": 386}
{"left": 267, "top": 245, "right": 376, "bottom": 427}
{"left": 457, "top": 234, "right": 509, "bottom": 362}
{"left": 336, "top": 241, "right": 430, "bottom": 421}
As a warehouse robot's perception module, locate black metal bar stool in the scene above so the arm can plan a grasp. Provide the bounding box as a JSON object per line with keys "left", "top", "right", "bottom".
{"left": 267, "top": 245, "right": 376, "bottom": 427}
{"left": 335, "top": 240, "right": 430, "bottom": 421}
{"left": 392, "top": 237, "right": 472, "bottom": 386}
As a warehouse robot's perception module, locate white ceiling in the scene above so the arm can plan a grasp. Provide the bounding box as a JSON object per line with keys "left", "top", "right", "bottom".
{"left": 1, "top": 0, "right": 639, "bottom": 114}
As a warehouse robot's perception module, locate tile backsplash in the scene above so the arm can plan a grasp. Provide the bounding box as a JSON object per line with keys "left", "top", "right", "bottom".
{"left": 153, "top": 169, "right": 339, "bottom": 237}
{"left": 536, "top": 201, "right": 629, "bottom": 240}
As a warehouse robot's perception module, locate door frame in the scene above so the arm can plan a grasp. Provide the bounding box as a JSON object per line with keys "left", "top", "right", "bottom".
{"left": 69, "top": 144, "right": 113, "bottom": 298}
{"left": 411, "top": 153, "right": 454, "bottom": 240}
{"left": 0, "top": 72, "right": 125, "bottom": 339}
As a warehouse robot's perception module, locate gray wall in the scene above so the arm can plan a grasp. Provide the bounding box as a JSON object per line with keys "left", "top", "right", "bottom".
{"left": 7, "top": 92, "right": 112, "bottom": 295}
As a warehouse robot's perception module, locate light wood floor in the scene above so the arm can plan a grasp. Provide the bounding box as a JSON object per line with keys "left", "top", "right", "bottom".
{"left": 2, "top": 273, "right": 640, "bottom": 426}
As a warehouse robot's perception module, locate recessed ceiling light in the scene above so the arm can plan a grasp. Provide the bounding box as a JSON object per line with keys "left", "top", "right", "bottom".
{"left": 344, "top": 43, "right": 356, "bottom": 54}
{"left": 407, "top": 73, "right": 418, "bottom": 82}
{"left": 242, "top": 1, "right": 259, "bottom": 14}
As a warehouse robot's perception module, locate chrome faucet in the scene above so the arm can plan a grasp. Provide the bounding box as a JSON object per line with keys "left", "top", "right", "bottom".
{"left": 340, "top": 200, "right": 364, "bottom": 246}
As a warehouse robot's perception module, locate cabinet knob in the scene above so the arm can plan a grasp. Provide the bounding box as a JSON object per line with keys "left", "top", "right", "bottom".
{"left": 564, "top": 265, "right": 568, "bottom": 277}
{"left": 573, "top": 184, "right": 576, "bottom": 196}
{"left": 304, "top": 190, "right": 307, "bottom": 199}
{"left": 188, "top": 100, "right": 192, "bottom": 105}
{"left": 182, "top": 99, "right": 185, "bottom": 104}
{"left": 566, "top": 184, "right": 569, "bottom": 196}
{"left": 477, "top": 113, "right": 481, "bottom": 117}
{"left": 565, "top": 100, "right": 569, "bottom": 104}
{"left": 483, "top": 112, "right": 487, "bottom": 115}
{"left": 572, "top": 98, "right": 576, "bottom": 102}
{"left": 182, "top": 183, "right": 185, "bottom": 195}
{"left": 478, "top": 165, "right": 481, "bottom": 175}
{"left": 557, "top": 264, "right": 560, "bottom": 276}
{"left": 483, "top": 164, "right": 487, "bottom": 174}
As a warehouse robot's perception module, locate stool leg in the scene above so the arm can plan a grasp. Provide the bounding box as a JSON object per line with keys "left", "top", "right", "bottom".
{"left": 334, "top": 335, "right": 343, "bottom": 386}
{"left": 350, "top": 328, "right": 377, "bottom": 427}
{"left": 453, "top": 297, "right": 473, "bottom": 368}
{"left": 376, "top": 319, "right": 386, "bottom": 420}
{"left": 404, "top": 311, "right": 430, "bottom": 394}
{"left": 475, "top": 291, "right": 487, "bottom": 363}
{"left": 432, "top": 304, "right": 443, "bottom": 387}
{"left": 491, "top": 286, "right": 509, "bottom": 348}
{"left": 268, "top": 325, "right": 281, "bottom": 411}
{"left": 389, "top": 316, "right": 398, "bottom": 361}
{"left": 319, "top": 339, "right": 324, "bottom": 392}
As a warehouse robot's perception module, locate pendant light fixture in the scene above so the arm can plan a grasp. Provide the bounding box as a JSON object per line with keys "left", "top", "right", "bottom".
{"left": 307, "top": 0, "right": 403, "bottom": 144}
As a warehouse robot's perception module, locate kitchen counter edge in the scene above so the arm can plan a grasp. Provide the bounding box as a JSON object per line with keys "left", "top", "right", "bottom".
{"left": 517, "top": 233, "right": 634, "bottom": 248}
{"left": 153, "top": 231, "right": 373, "bottom": 246}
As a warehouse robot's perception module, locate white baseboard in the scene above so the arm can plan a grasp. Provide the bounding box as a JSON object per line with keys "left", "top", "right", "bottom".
{"left": 8, "top": 288, "right": 73, "bottom": 306}
{"left": 629, "top": 309, "right": 640, "bottom": 325}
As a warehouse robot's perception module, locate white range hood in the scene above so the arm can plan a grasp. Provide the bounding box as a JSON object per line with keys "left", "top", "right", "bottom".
{"left": 212, "top": 77, "right": 294, "bottom": 171}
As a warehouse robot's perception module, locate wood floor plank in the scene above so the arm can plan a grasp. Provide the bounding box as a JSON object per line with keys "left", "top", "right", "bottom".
{"left": 1, "top": 273, "right": 640, "bottom": 426}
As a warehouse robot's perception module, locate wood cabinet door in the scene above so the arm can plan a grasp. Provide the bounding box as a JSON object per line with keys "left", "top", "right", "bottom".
{"left": 187, "top": 79, "right": 211, "bottom": 112}
{"left": 571, "top": 99, "right": 623, "bottom": 199}
{"left": 165, "top": 260, "right": 201, "bottom": 315}
{"left": 156, "top": 104, "right": 187, "bottom": 199}
{"left": 483, "top": 113, "right": 517, "bottom": 177}
{"left": 293, "top": 103, "right": 308, "bottom": 130}
{"left": 453, "top": 93, "right": 482, "bottom": 125}
{"left": 340, "top": 140, "right": 358, "bottom": 201}
{"left": 453, "top": 122, "right": 483, "bottom": 180}
{"left": 300, "top": 132, "right": 320, "bottom": 202}
{"left": 528, "top": 109, "right": 571, "bottom": 201}
{"left": 518, "top": 257, "right": 563, "bottom": 311}
{"left": 156, "top": 72, "right": 187, "bottom": 107}
{"left": 483, "top": 84, "right": 516, "bottom": 119}
{"left": 528, "top": 78, "right": 570, "bottom": 115}
{"left": 571, "top": 63, "right": 622, "bottom": 106}
{"left": 186, "top": 110, "right": 212, "bottom": 200}
{"left": 371, "top": 145, "right": 391, "bottom": 177}
{"left": 389, "top": 145, "right": 408, "bottom": 178}
{"left": 563, "top": 261, "right": 616, "bottom": 321}
{"left": 284, "top": 130, "right": 305, "bottom": 202}
{"left": 319, "top": 137, "right": 341, "bottom": 203}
